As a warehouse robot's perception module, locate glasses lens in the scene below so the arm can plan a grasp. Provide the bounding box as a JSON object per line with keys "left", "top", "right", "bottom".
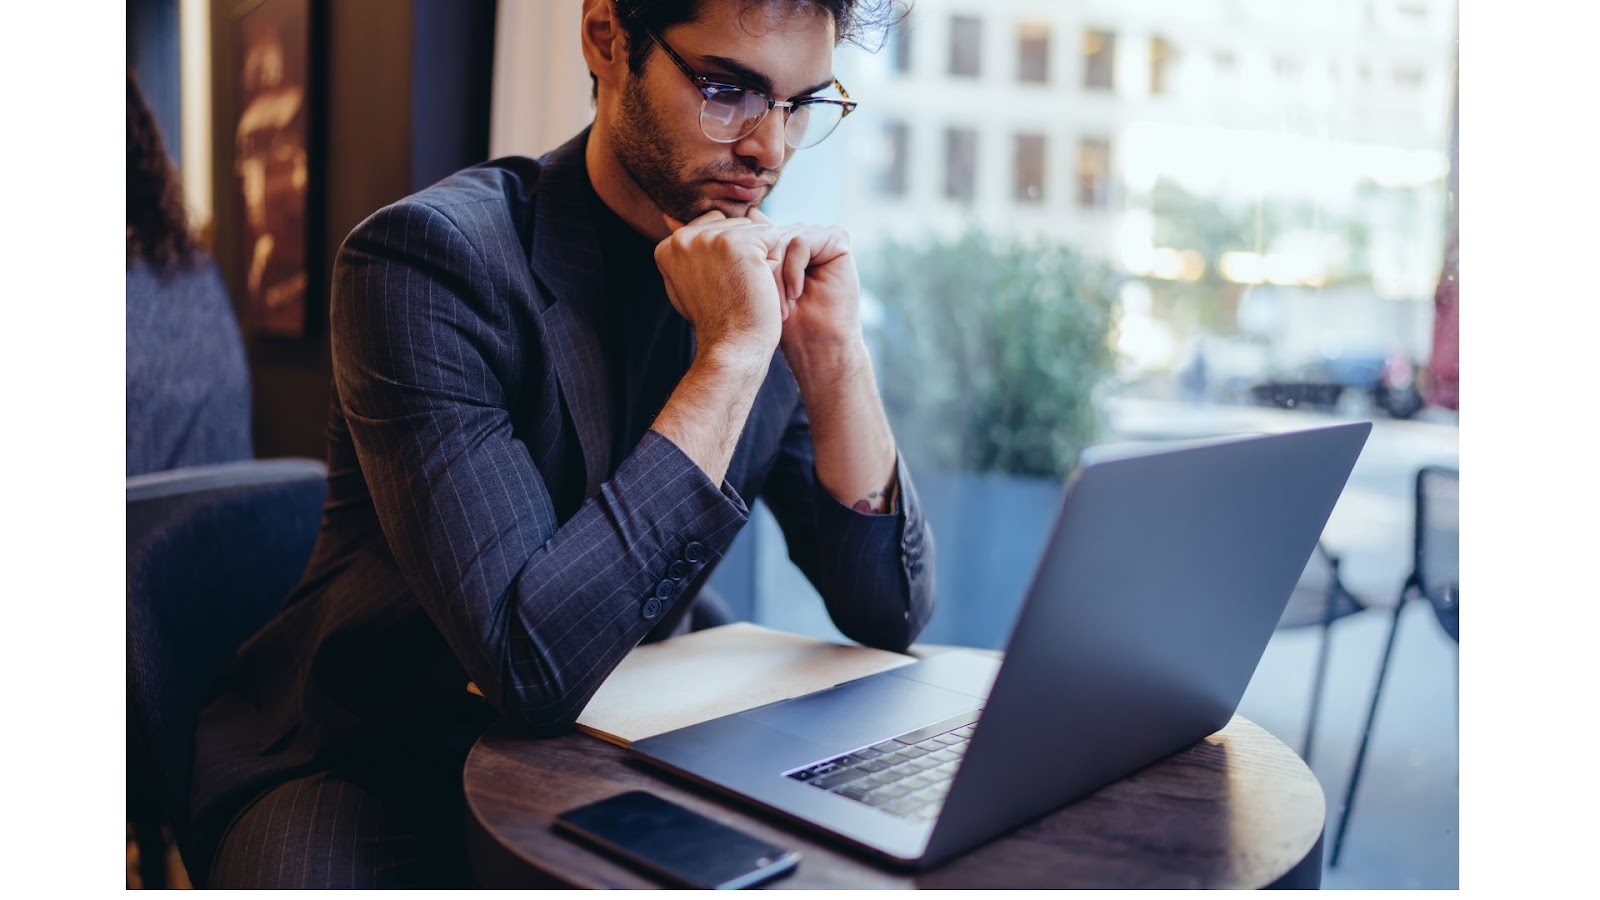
{"left": 787, "top": 101, "right": 845, "bottom": 149}
{"left": 700, "top": 88, "right": 768, "bottom": 143}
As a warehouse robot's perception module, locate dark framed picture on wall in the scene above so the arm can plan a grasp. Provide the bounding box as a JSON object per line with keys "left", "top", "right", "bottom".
{"left": 230, "top": 0, "right": 313, "bottom": 337}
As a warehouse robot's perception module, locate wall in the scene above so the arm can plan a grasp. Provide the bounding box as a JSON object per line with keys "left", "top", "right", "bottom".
{"left": 208, "top": 0, "right": 497, "bottom": 460}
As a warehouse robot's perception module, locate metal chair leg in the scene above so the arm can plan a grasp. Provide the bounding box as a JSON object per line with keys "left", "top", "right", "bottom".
{"left": 1302, "top": 619, "right": 1335, "bottom": 764}
{"left": 1329, "top": 598, "right": 1408, "bottom": 867}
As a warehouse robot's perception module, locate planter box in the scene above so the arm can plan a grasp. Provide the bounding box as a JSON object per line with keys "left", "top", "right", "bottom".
{"left": 750, "top": 471, "right": 1064, "bottom": 651}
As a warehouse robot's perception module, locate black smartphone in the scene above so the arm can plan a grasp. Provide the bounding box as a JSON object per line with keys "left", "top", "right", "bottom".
{"left": 553, "top": 790, "right": 801, "bottom": 889}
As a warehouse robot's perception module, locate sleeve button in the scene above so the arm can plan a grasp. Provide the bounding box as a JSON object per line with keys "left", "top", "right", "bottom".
{"left": 668, "top": 559, "right": 690, "bottom": 580}
{"left": 684, "top": 541, "right": 706, "bottom": 563}
{"left": 642, "top": 598, "right": 663, "bottom": 620}
{"left": 655, "top": 579, "right": 676, "bottom": 600}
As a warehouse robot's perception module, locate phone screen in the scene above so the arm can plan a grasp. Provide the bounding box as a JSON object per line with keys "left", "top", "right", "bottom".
{"left": 554, "top": 790, "right": 801, "bottom": 889}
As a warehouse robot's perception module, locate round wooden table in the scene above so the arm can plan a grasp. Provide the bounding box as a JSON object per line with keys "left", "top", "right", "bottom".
{"left": 463, "top": 713, "right": 1325, "bottom": 889}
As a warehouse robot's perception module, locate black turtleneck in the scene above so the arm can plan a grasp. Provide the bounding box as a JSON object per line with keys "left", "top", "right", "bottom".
{"left": 586, "top": 191, "right": 698, "bottom": 473}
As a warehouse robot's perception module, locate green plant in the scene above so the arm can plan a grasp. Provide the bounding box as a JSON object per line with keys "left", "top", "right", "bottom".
{"left": 864, "top": 230, "right": 1119, "bottom": 479}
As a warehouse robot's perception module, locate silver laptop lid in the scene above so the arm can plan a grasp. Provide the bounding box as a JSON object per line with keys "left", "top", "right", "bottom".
{"left": 921, "top": 422, "right": 1369, "bottom": 865}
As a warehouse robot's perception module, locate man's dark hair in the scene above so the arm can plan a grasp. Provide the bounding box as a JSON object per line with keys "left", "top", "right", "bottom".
{"left": 127, "top": 70, "right": 198, "bottom": 272}
{"left": 591, "top": 0, "right": 910, "bottom": 101}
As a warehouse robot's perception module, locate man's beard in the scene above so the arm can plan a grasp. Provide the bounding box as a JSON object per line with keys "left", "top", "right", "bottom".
{"left": 614, "top": 74, "right": 777, "bottom": 222}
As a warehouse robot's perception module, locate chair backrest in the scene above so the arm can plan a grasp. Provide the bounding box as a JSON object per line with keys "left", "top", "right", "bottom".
{"left": 1276, "top": 541, "right": 1365, "bottom": 630}
{"left": 1413, "top": 465, "right": 1460, "bottom": 641}
{"left": 126, "top": 459, "right": 326, "bottom": 852}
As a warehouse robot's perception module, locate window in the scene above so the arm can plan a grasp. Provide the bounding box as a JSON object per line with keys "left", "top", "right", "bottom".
{"left": 891, "top": 18, "right": 913, "bottom": 74}
{"left": 1014, "top": 133, "right": 1046, "bottom": 203}
{"left": 762, "top": 12, "right": 1459, "bottom": 876}
{"left": 878, "top": 121, "right": 910, "bottom": 197}
{"left": 944, "top": 127, "right": 978, "bottom": 202}
{"left": 950, "top": 16, "right": 981, "bottom": 77}
{"left": 1017, "top": 23, "right": 1050, "bottom": 84}
{"left": 1083, "top": 29, "right": 1116, "bottom": 90}
{"left": 1393, "top": 66, "right": 1425, "bottom": 88}
{"left": 1150, "top": 36, "right": 1177, "bottom": 95}
{"left": 1076, "top": 137, "right": 1111, "bottom": 208}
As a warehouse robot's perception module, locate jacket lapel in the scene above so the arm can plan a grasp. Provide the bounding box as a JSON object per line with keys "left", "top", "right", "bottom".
{"left": 528, "top": 129, "right": 614, "bottom": 500}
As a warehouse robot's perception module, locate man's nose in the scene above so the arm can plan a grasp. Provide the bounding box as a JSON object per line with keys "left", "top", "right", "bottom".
{"left": 732, "top": 106, "right": 789, "bottom": 171}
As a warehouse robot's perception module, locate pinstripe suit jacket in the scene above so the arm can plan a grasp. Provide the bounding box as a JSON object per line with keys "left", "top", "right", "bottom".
{"left": 187, "top": 129, "right": 935, "bottom": 879}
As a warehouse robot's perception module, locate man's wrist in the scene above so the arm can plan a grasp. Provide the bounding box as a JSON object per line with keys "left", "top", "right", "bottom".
{"left": 784, "top": 335, "right": 871, "bottom": 394}
{"left": 694, "top": 337, "right": 776, "bottom": 381}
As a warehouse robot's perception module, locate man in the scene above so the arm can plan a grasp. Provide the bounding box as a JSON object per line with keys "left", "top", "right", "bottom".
{"left": 189, "top": 0, "right": 932, "bottom": 888}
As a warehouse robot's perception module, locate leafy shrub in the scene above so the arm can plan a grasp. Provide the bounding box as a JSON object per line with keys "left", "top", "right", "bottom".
{"left": 864, "top": 230, "right": 1119, "bottom": 479}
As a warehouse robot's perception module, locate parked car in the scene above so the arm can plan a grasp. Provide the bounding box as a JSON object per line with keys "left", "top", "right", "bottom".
{"left": 1249, "top": 350, "right": 1425, "bottom": 419}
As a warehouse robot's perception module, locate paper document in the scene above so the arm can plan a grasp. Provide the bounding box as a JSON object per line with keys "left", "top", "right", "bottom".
{"left": 573, "top": 622, "right": 917, "bottom": 747}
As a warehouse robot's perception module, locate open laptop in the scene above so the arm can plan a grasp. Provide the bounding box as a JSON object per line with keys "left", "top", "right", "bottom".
{"left": 631, "top": 422, "right": 1370, "bottom": 869}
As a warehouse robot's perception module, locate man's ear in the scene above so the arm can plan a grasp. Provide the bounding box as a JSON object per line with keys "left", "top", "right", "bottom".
{"left": 580, "top": 0, "right": 628, "bottom": 93}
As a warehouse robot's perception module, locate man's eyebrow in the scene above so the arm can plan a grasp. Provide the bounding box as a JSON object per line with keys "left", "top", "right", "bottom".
{"left": 699, "top": 54, "right": 836, "bottom": 98}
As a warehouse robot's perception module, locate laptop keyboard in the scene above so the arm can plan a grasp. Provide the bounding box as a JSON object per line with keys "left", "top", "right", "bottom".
{"left": 784, "top": 709, "right": 982, "bottom": 821}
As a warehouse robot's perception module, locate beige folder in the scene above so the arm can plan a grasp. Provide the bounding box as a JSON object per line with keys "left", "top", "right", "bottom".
{"left": 571, "top": 622, "right": 917, "bottom": 747}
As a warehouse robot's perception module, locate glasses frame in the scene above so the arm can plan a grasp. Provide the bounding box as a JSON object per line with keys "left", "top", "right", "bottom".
{"left": 632, "top": 20, "right": 858, "bottom": 149}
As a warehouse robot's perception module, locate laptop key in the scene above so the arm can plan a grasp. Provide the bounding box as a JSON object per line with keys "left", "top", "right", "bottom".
{"left": 900, "top": 745, "right": 932, "bottom": 759}
{"left": 934, "top": 734, "right": 965, "bottom": 746}
{"left": 811, "top": 768, "right": 868, "bottom": 790}
{"left": 871, "top": 741, "right": 901, "bottom": 753}
{"left": 928, "top": 749, "right": 959, "bottom": 763}
{"left": 835, "top": 784, "right": 873, "bottom": 801}
{"left": 854, "top": 747, "right": 884, "bottom": 760}
{"left": 861, "top": 791, "right": 895, "bottom": 807}
{"left": 859, "top": 759, "right": 892, "bottom": 773}
{"left": 833, "top": 754, "right": 867, "bottom": 768}
{"left": 884, "top": 795, "right": 930, "bottom": 816}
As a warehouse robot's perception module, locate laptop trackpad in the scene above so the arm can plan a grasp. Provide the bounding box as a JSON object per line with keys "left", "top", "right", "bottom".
{"left": 740, "top": 672, "right": 981, "bottom": 750}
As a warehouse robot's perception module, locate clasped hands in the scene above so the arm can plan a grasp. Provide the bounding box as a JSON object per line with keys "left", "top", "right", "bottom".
{"left": 653, "top": 207, "right": 862, "bottom": 365}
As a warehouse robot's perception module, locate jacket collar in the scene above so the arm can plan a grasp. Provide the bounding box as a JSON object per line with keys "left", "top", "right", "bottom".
{"left": 528, "top": 127, "right": 616, "bottom": 499}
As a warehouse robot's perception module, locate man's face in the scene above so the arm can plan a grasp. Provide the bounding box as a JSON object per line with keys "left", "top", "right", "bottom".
{"left": 610, "top": 1, "right": 838, "bottom": 221}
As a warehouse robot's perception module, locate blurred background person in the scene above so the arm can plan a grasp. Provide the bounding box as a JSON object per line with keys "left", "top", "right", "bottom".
{"left": 127, "top": 69, "right": 253, "bottom": 476}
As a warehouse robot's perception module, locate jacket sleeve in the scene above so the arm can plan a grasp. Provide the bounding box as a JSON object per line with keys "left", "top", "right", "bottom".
{"left": 758, "top": 395, "right": 936, "bottom": 652}
{"left": 330, "top": 197, "right": 749, "bottom": 734}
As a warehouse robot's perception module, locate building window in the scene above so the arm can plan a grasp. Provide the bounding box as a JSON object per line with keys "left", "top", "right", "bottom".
{"left": 891, "top": 18, "right": 913, "bottom": 74}
{"left": 1393, "top": 65, "right": 1425, "bottom": 88}
{"left": 1083, "top": 29, "right": 1116, "bottom": 90}
{"left": 1014, "top": 133, "right": 1046, "bottom": 203}
{"left": 949, "top": 16, "right": 981, "bottom": 77}
{"left": 1076, "top": 137, "right": 1111, "bottom": 208}
{"left": 1150, "top": 36, "right": 1176, "bottom": 95}
{"left": 1017, "top": 22, "right": 1050, "bottom": 84}
{"left": 878, "top": 121, "right": 910, "bottom": 197}
{"left": 944, "top": 127, "right": 978, "bottom": 202}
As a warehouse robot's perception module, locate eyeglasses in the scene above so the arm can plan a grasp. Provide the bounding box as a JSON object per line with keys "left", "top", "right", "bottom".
{"left": 633, "top": 20, "right": 857, "bottom": 150}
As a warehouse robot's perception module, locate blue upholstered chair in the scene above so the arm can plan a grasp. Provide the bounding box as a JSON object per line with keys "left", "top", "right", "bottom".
{"left": 126, "top": 458, "right": 327, "bottom": 887}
